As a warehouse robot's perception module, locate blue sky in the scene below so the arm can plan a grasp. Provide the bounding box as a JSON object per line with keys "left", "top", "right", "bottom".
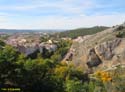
{"left": 0, "top": 0, "right": 125, "bottom": 29}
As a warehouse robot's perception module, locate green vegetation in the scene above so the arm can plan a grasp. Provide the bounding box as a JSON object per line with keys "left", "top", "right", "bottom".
{"left": 0, "top": 39, "right": 125, "bottom": 92}
{"left": 0, "top": 40, "right": 73, "bottom": 92}
{"left": 115, "top": 31, "right": 125, "bottom": 38}
{"left": 0, "top": 40, "right": 5, "bottom": 47}
{"left": 116, "top": 26, "right": 124, "bottom": 31}
{"left": 115, "top": 25, "right": 125, "bottom": 38}
{"left": 0, "top": 44, "right": 88, "bottom": 92}
{"left": 59, "top": 26, "right": 108, "bottom": 39}
{"left": 50, "top": 40, "right": 72, "bottom": 62}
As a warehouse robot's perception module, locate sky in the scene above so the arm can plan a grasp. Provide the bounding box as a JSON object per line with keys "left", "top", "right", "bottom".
{"left": 0, "top": 0, "right": 125, "bottom": 29}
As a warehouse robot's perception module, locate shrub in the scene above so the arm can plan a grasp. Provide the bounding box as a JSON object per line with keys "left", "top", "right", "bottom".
{"left": 116, "top": 32, "right": 124, "bottom": 38}
{"left": 116, "top": 26, "right": 124, "bottom": 31}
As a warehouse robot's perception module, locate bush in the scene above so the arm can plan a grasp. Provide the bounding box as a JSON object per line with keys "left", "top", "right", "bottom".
{"left": 116, "top": 32, "right": 124, "bottom": 38}
{"left": 116, "top": 26, "right": 124, "bottom": 31}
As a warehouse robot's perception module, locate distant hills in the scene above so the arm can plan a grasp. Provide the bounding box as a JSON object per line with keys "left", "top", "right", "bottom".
{"left": 59, "top": 26, "right": 109, "bottom": 38}
{"left": 0, "top": 29, "right": 64, "bottom": 34}
{"left": 0, "top": 26, "right": 109, "bottom": 36}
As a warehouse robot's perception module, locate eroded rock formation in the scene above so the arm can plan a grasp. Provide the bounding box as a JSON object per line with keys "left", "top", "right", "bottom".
{"left": 64, "top": 24, "right": 125, "bottom": 70}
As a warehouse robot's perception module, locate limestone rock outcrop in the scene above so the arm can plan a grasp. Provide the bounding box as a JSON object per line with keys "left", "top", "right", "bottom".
{"left": 64, "top": 24, "right": 125, "bottom": 70}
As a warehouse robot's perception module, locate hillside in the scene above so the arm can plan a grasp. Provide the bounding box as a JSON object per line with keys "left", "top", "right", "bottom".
{"left": 59, "top": 26, "right": 109, "bottom": 39}
{"left": 64, "top": 23, "right": 125, "bottom": 70}
{"left": 0, "top": 23, "right": 125, "bottom": 92}
{"left": 61, "top": 23, "right": 125, "bottom": 92}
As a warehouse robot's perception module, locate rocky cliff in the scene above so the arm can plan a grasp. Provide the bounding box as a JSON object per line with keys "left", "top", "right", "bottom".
{"left": 64, "top": 23, "right": 125, "bottom": 71}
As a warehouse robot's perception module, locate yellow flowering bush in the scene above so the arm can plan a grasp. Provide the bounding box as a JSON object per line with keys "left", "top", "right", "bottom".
{"left": 55, "top": 65, "right": 68, "bottom": 78}
{"left": 95, "top": 71, "right": 112, "bottom": 82}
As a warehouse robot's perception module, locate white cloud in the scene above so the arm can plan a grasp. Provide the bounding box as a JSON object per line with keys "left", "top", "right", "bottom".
{"left": 0, "top": 13, "right": 125, "bottom": 29}
{"left": 0, "top": 0, "right": 94, "bottom": 15}
{"left": 37, "top": 13, "right": 125, "bottom": 29}
{"left": 0, "top": 0, "right": 125, "bottom": 29}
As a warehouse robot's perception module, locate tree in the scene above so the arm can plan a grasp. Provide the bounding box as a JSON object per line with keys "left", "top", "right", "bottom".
{"left": 65, "top": 80, "right": 86, "bottom": 92}
{"left": 0, "top": 45, "right": 22, "bottom": 87}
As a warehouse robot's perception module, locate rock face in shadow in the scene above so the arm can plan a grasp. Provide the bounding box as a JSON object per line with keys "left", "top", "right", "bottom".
{"left": 87, "top": 48, "right": 102, "bottom": 68}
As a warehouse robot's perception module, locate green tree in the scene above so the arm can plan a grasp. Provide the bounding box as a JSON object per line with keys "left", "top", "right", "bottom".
{"left": 0, "top": 45, "right": 23, "bottom": 87}
{"left": 65, "top": 80, "right": 86, "bottom": 92}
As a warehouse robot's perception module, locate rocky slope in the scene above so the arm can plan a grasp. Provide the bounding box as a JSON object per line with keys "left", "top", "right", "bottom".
{"left": 64, "top": 23, "right": 125, "bottom": 71}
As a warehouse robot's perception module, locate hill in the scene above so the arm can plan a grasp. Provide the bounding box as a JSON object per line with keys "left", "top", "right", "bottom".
{"left": 64, "top": 23, "right": 125, "bottom": 70}
{"left": 0, "top": 29, "right": 63, "bottom": 34}
{"left": 59, "top": 26, "right": 109, "bottom": 38}
{"left": 0, "top": 23, "right": 125, "bottom": 92}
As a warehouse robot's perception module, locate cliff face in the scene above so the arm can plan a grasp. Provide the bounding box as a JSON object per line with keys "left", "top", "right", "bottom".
{"left": 94, "top": 38, "right": 125, "bottom": 66}
{"left": 64, "top": 24, "right": 125, "bottom": 70}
